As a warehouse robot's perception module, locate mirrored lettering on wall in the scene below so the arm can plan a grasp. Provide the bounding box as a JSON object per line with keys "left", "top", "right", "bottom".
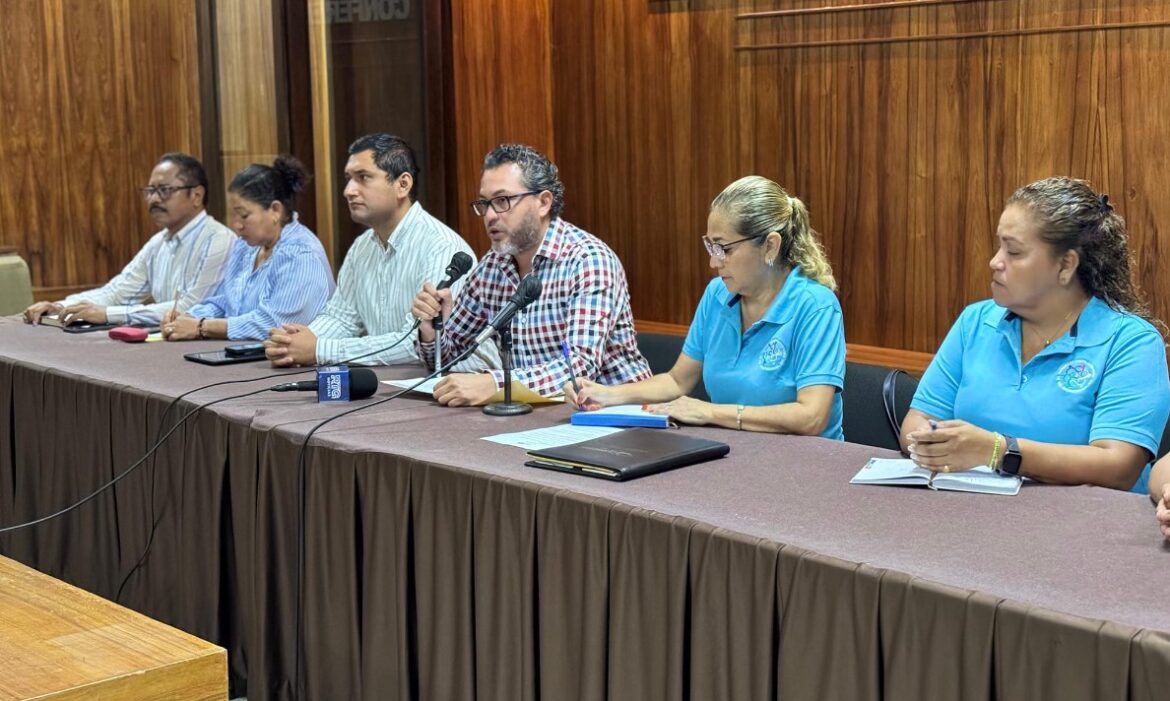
{"left": 327, "top": 0, "right": 410, "bottom": 24}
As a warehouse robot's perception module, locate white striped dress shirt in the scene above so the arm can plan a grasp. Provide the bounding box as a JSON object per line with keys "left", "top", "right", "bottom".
{"left": 61, "top": 210, "right": 234, "bottom": 325}
{"left": 310, "top": 201, "right": 479, "bottom": 366}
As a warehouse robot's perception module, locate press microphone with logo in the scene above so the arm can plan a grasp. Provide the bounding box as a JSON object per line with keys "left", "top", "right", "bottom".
{"left": 472, "top": 274, "right": 543, "bottom": 347}
{"left": 270, "top": 366, "right": 379, "bottom": 402}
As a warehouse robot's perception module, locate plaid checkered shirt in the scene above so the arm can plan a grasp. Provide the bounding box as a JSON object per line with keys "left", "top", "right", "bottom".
{"left": 417, "top": 218, "right": 651, "bottom": 396}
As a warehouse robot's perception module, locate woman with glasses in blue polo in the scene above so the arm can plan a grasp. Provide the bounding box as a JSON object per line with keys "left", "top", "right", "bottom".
{"left": 903, "top": 177, "right": 1169, "bottom": 492}
{"left": 566, "top": 176, "right": 845, "bottom": 438}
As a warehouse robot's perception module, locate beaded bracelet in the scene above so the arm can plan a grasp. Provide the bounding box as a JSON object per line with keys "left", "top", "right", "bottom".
{"left": 988, "top": 432, "right": 1003, "bottom": 469}
{"left": 735, "top": 404, "right": 745, "bottom": 431}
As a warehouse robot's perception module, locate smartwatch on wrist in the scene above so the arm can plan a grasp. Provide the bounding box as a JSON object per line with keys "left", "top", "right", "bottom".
{"left": 999, "top": 435, "right": 1022, "bottom": 475}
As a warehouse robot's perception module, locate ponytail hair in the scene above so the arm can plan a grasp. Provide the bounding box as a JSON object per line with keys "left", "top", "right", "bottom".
{"left": 1007, "top": 176, "right": 1153, "bottom": 323}
{"left": 229, "top": 154, "right": 310, "bottom": 221}
{"left": 710, "top": 175, "right": 837, "bottom": 290}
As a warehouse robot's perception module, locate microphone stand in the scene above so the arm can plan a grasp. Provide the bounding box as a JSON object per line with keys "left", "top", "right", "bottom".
{"left": 482, "top": 324, "right": 532, "bottom": 416}
{"left": 433, "top": 313, "right": 445, "bottom": 375}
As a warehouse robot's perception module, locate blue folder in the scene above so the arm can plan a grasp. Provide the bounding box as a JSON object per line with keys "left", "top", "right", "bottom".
{"left": 569, "top": 405, "right": 670, "bottom": 429}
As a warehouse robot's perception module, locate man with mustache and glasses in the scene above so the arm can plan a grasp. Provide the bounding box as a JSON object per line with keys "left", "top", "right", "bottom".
{"left": 410, "top": 143, "right": 651, "bottom": 407}
{"left": 23, "top": 153, "right": 233, "bottom": 327}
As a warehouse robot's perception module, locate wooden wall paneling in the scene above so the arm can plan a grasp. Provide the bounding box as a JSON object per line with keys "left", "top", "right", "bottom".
{"left": 0, "top": 1, "right": 202, "bottom": 298}
{"left": 1118, "top": 7, "right": 1170, "bottom": 329}
{"left": 551, "top": 2, "right": 735, "bottom": 327}
{"left": 215, "top": 0, "right": 281, "bottom": 204}
{"left": 326, "top": 1, "right": 430, "bottom": 257}
{"left": 308, "top": 0, "right": 337, "bottom": 267}
{"left": 196, "top": 0, "right": 225, "bottom": 221}
{"left": 282, "top": 0, "right": 318, "bottom": 238}
{"left": 0, "top": 1, "right": 59, "bottom": 290}
{"left": 456, "top": 0, "right": 1170, "bottom": 355}
{"left": 423, "top": 0, "right": 456, "bottom": 227}
{"left": 449, "top": 0, "right": 554, "bottom": 247}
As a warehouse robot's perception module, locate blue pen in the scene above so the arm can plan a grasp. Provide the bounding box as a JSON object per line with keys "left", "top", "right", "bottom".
{"left": 926, "top": 419, "right": 939, "bottom": 485}
{"left": 561, "top": 340, "right": 583, "bottom": 408}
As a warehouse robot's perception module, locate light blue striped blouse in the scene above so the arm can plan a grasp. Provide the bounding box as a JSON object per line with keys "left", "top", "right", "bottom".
{"left": 188, "top": 216, "right": 335, "bottom": 340}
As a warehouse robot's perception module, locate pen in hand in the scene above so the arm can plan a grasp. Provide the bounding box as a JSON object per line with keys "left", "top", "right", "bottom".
{"left": 560, "top": 340, "right": 583, "bottom": 409}
{"left": 926, "top": 419, "right": 938, "bottom": 485}
{"left": 169, "top": 287, "right": 182, "bottom": 319}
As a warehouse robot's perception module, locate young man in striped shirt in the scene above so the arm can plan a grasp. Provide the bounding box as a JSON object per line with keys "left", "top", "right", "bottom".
{"left": 23, "top": 153, "right": 233, "bottom": 327}
{"left": 265, "top": 133, "right": 478, "bottom": 367}
{"left": 411, "top": 143, "right": 651, "bottom": 406}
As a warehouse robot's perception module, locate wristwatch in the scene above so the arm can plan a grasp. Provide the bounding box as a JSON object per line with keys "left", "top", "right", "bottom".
{"left": 999, "top": 435, "right": 1022, "bottom": 475}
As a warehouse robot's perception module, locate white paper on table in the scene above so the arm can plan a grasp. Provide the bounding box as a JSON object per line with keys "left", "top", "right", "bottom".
{"left": 382, "top": 377, "right": 442, "bottom": 394}
{"left": 481, "top": 424, "right": 623, "bottom": 450}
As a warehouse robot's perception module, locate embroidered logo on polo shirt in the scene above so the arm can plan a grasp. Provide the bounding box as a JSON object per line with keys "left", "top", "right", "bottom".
{"left": 759, "top": 336, "right": 788, "bottom": 371}
{"left": 1055, "top": 359, "right": 1095, "bottom": 393}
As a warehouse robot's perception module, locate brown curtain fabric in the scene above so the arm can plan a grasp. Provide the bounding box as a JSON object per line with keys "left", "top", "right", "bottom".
{"left": 2, "top": 320, "right": 1169, "bottom": 701}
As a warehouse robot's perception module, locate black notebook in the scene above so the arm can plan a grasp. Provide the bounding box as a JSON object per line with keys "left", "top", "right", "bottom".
{"left": 525, "top": 428, "right": 730, "bottom": 481}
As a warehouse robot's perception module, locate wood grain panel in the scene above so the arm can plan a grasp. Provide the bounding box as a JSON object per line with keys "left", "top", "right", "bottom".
{"left": 454, "top": 0, "right": 1170, "bottom": 355}
{"left": 449, "top": 0, "right": 554, "bottom": 247}
{"left": 0, "top": 555, "right": 226, "bottom": 700}
{"left": 0, "top": 0, "right": 203, "bottom": 298}
{"left": 307, "top": 0, "right": 336, "bottom": 266}
{"left": 326, "top": 1, "right": 431, "bottom": 257}
{"left": 215, "top": 0, "right": 281, "bottom": 197}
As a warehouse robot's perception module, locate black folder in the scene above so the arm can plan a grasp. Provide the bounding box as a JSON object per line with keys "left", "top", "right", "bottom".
{"left": 525, "top": 428, "right": 730, "bottom": 481}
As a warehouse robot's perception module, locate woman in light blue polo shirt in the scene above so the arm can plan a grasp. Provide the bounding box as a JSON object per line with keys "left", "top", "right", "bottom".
{"left": 567, "top": 176, "right": 846, "bottom": 439}
{"left": 903, "top": 177, "right": 1169, "bottom": 492}
{"left": 162, "top": 156, "right": 335, "bottom": 341}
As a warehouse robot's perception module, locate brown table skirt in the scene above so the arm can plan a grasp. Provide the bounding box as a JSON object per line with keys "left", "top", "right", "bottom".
{"left": 1, "top": 319, "right": 1167, "bottom": 700}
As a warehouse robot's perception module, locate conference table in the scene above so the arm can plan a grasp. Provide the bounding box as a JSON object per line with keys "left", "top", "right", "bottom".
{"left": 0, "top": 316, "right": 1167, "bottom": 701}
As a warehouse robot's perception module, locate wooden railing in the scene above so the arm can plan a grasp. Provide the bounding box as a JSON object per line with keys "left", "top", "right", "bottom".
{"left": 635, "top": 320, "right": 934, "bottom": 374}
{"left": 735, "top": 1, "right": 1170, "bottom": 51}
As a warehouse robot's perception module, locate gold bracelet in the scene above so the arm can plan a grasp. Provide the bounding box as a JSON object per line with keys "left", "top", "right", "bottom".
{"left": 736, "top": 404, "right": 745, "bottom": 431}
{"left": 988, "top": 432, "right": 1002, "bottom": 469}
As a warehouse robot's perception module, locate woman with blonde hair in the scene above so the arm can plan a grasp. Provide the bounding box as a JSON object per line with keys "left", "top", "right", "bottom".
{"left": 567, "top": 175, "right": 846, "bottom": 438}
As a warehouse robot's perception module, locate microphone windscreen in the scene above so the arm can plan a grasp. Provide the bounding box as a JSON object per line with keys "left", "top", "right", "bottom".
{"left": 348, "top": 368, "right": 379, "bottom": 400}
{"left": 515, "top": 274, "right": 542, "bottom": 307}
{"left": 450, "top": 251, "right": 473, "bottom": 278}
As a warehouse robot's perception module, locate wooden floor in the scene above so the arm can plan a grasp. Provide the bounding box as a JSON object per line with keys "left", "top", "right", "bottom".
{"left": 0, "top": 555, "right": 226, "bottom": 701}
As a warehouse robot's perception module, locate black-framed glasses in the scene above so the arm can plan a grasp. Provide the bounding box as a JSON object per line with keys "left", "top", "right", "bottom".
{"left": 141, "top": 184, "right": 196, "bottom": 200}
{"left": 470, "top": 190, "right": 540, "bottom": 217}
{"left": 702, "top": 234, "right": 764, "bottom": 260}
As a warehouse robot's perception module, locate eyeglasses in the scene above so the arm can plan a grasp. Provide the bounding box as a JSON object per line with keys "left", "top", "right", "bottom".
{"left": 702, "top": 234, "right": 764, "bottom": 261}
{"left": 141, "top": 184, "right": 196, "bottom": 200}
{"left": 470, "top": 191, "right": 540, "bottom": 217}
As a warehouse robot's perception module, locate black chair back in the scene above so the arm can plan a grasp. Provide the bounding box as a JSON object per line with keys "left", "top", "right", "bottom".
{"left": 842, "top": 362, "right": 918, "bottom": 451}
{"left": 635, "top": 332, "right": 709, "bottom": 401}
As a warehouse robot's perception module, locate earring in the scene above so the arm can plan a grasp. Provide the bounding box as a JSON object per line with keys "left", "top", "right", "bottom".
{"left": 766, "top": 258, "right": 776, "bottom": 268}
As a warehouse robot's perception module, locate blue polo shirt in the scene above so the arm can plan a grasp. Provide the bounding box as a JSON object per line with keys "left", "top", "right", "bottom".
{"left": 912, "top": 297, "right": 1170, "bottom": 492}
{"left": 682, "top": 268, "right": 845, "bottom": 439}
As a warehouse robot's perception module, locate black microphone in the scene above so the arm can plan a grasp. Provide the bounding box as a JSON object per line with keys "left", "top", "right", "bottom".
{"left": 433, "top": 251, "right": 473, "bottom": 336}
{"left": 473, "top": 275, "right": 543, "bottom": 346}
{"left": 270, "top": 367, "right": 379, "bottom": 401}
{"left": 436, "top": 251, "right": 474, "bottom": 292}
